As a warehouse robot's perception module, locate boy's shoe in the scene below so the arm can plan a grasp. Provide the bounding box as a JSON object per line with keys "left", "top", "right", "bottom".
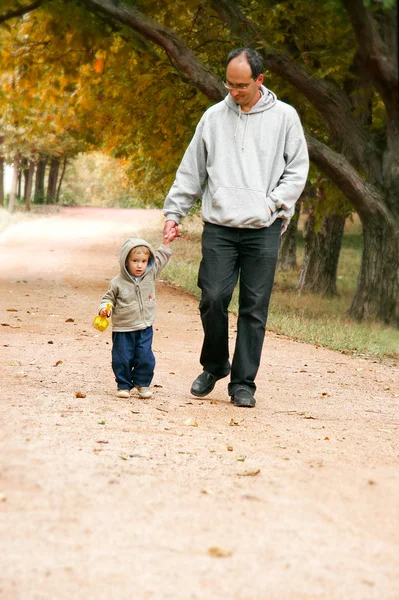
{"left": 116, "top": 389, "right": 130, "bottom": 398}
{"left": 135, "top": 386, "right": 153, "bottom": 399}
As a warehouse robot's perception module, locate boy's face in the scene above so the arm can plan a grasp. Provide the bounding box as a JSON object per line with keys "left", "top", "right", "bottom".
{"left": 126, "top": 250, "right": 149, "bottom": 277}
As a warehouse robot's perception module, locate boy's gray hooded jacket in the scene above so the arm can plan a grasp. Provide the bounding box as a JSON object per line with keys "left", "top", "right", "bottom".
{"left": 99, "top": 238, "right": 172, "bottom": 332}
{"left": 164, "top": 86, "right": 309, "bottom": 228}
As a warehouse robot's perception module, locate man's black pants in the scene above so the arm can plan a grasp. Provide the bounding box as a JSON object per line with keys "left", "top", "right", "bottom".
{"left": 198, "top": 220, "right": 281, "bottom": 395}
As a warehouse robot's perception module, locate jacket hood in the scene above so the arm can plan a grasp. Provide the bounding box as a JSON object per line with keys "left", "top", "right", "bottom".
{"left": 224, "top": 84, "right": 277, "bottom": 115}
{"left": 225, "top": 85, "right": 277, "bottom": 151}
{"left": 120, "top": 237, "right": 155, "bottom": 280}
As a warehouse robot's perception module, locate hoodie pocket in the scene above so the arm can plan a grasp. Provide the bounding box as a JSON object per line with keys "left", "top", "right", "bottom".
{"left": 211, "top": 186, "right": 272, "bottom": 228}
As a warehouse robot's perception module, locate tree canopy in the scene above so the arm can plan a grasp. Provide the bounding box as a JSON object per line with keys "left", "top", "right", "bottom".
{"left": 0, "top": 0, "right": 398, "bottom": 323}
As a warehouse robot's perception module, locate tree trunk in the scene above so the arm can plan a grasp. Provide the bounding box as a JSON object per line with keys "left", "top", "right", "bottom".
{"left": 0, "top": 157, "right": 4, "bottom": 207}
{"left": 277, "top": 196, "right": 302, "bottom": 271}
{"left": 24, "top": 160, "right": 35, "bottom": 211}
{"left": 349, "top": 214, "right": 399, "bottom": 323}
{"left": 17, "top": 169, "right": 22, "bottom": 200}
{"left": 8, "top": 152, "right": 20, "bottom": 213}
{"left": 56, "top": 156, "right": 67, "bottom": 203}
{"left": 47, "top": 157, "right": 60, "bottom": 203}
{"left": 35, "top": 156, "right": 47, "bottom": 203}
{"left": 297, "top": 210, "right": 346, "bottom": 297}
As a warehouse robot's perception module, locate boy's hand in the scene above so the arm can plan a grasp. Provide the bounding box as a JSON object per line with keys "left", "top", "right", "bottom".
{"left": 99, "top": 308, "right": 111, "bottom": 317}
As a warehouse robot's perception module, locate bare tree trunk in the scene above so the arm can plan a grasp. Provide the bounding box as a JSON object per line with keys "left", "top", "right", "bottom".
{"left": 0, "top": 157, "right": 4, "bottom": 207}
{"left": 35, "top": 156, "right": 47, "bottom": 203}
{"left": 8, "top": 152, "right": 20, "bottom": 213}
{"left": 277, "top": 196, "right": 302, "bottom": 271}
{"left": 349, "top": 214, "right": 399, "bottom": 323}
{"left": 56, "top": 156, "right": 67, "bottom": 203}
{"left": 25, "top": 160, "right": 35, "bottom": 211}
{"left": 46, "top": 158, "right": 60, "bottom": 203}
{"left": 297, "top": 210, "right": 346, "bottom": 297}
{"left": 17, "top": 168, "right": 22, "bottom": 200}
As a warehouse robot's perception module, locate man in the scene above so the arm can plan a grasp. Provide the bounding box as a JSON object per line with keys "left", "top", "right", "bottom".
{"left": 163, "top": 48, "right": 309, "bottom": 408}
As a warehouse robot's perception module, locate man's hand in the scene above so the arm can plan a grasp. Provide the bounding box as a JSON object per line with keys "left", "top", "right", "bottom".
{"left": 163, "top": 219, "right": 181, "bottom": 243}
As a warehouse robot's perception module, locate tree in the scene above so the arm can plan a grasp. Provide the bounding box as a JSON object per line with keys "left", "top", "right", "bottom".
{"left": 82, "top": 0, "right": 399, "bottom": 323}
{"left": 277, "top": 195, "right": 302, "bottom": 272}
{"left": 1, "top": 0, "right": 397, "bottom": 322}
{"left": 0, "top": 156, "right": 4, "bottom": 207}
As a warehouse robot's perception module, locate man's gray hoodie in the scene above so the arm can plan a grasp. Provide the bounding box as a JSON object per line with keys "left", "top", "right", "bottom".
{"left": 99, "top": 238, "right": 172, "bottom": 332}
{"left": 164, "top": 86, "right": 309, "bottom": 229}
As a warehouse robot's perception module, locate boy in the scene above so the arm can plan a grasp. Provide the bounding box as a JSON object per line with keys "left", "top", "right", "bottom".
{"left": 98, "top": 235, "right": 174, "bottom": 399}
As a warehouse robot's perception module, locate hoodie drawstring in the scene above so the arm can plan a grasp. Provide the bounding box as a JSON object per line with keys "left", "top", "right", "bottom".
{"left": 234, "top": 105, "right": 241, "bottom": 141}
{"left": 234, "top": 106, "right": 249, "bottom": 152}
{"left": 242, "top": 116, "right": 249, "bottom": 151}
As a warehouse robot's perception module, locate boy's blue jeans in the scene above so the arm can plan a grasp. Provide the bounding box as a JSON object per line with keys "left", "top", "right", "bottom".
{"left": 198, "top": 220, "right": 281, "bottom": 395}
{"left": 112, "top": 327, "right": 155, "bottom": 390}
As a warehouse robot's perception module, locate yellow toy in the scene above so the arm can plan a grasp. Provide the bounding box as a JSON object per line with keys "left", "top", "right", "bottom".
{"left": 92, "top": 303, "right": 113, "bottom": 332}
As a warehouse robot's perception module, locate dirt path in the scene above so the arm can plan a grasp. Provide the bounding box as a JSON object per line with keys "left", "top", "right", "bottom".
{"left": 1, "top": 206, "right": 398, "bottom": 600}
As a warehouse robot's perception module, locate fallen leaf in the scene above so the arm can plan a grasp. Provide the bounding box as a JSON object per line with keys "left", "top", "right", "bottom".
{"left": 207, "top": 546, "right": 232, "bottom": 558}
{"left": 120, "top": 455, "right": 128, "bottom": 461}
{"left": 65, "top": 318, "right": 75, "bottom": 323}
{"left": 96, "top": 440, "right": 109, "bottom": 444}
{"left": 131, "top": 410, "right": 140, "bottom": 414}
{"left": 324, "top": 436, "right": 330, "bottom": 440}
{"left": 227, "top": 444, "right": 233, "bottom": 451}
{"left": 237, "top": 469, "right": 260, "bottom": 477}
{"left": 8, "top": 361, "right": 22, "bottom": 366}
{"left": 16, "top": 371, "right": 27, "bottom": 378}
{"left": 98, "top": 420, "right": 106, "bottom": 425}
{"left": 236, "top": 456, "right": 246, "bottom": 462}
{"left": 303, "top": 415, "right": 316, "bottom": 420}
{"left": 201, "top": 488, "right": 214, "bottom": 495}
{"left": 6, "top": 308, "right": 18, "bottom": 312}
{"left": 75, "top": 391, "right": 86, "bottom": 398}
{"left": 229, "top": 418, "right": 239, "bottom": 426}
{"left": 321, "top": 392, "right": 331, "bottom": 397}
{"left": 54, "top": 360, "right": 63, "bottom": 367}
{"left": 185, "top": 417, "right": 198, "bottom": 427}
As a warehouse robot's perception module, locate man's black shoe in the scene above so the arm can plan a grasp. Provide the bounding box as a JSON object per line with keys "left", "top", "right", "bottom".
{"left": 230, "top": 386, "right": 256, "bottom": 408}
{"left": 190, "top": 371, "right": 224, "bottom": 397}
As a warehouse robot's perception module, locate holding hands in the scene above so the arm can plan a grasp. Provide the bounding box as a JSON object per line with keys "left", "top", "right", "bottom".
{"left": 163, "top": 219, "right": 180, "bottom": 245}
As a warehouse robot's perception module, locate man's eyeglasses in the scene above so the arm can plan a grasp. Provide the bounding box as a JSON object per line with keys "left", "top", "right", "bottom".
{"left": 223, "top": 78, "right": 257, "bottom": 91}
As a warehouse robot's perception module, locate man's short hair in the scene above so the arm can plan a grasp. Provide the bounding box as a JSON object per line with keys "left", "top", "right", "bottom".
{"left": 226, "top": 48, "right": 264, "bottom": 79}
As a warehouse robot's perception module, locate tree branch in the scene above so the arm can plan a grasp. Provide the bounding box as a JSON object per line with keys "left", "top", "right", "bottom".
{"left": 0, "top": 0, "right": 43, "bottom": 24}
{"left": 342, "top": 0, "right": 398, "bottom": 124}
{"left": 80, "top": 0, "right": 226, "bottom": 102}
{"left": 305, "top": 132, "right": 392, "bottom": 226}
{"left": 210, "top": 0, "right": 381, "bottom": 179}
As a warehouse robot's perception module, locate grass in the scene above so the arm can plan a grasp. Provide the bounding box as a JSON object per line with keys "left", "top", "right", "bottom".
{"left": 145, "top": 216, "right": 399, "bottom": 363}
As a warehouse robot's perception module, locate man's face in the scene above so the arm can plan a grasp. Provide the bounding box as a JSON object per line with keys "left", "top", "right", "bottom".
{"left": 225, "top": 56, "right": 263, "bottom": 109}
